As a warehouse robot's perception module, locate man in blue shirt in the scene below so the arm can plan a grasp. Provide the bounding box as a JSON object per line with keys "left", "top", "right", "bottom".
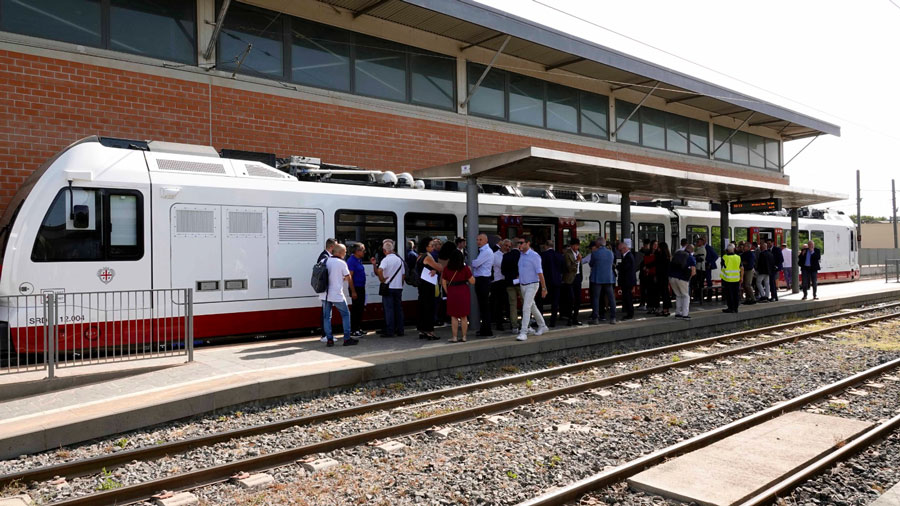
{"left": 347, "top": 243, "right": 368, "bottom": 338}
{"left": 516, "top": 236, "right": 549, "bottom": 341}
{"left": 588, "top": 238, "right": 616, "bottom": 325}
{"left": 472, "top": 233, "right": 495, "bottom": 337}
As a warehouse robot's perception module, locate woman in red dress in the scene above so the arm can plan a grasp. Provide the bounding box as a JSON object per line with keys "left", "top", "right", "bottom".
{"left": 441, "top": 249, "right": 475, "bottom": 342}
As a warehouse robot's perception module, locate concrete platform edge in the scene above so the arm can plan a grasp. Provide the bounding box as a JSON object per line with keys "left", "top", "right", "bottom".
{"left": 2, "top": 289, "right": 898, "bottom": 458}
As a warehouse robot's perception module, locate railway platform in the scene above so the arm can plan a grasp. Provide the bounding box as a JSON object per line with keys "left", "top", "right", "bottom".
{"left": 1, "top": 278, "right": 899, "bottom": 459}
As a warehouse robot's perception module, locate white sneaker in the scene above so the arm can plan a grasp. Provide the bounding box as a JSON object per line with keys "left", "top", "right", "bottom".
{"left": 535, "top": 325, "right": 549, "bottom": 336}
{"left": 320, "top": 336, "right": 328, "bottom": 343}
{"left": 516, "top": 334, "right": 528, "bottom": 341}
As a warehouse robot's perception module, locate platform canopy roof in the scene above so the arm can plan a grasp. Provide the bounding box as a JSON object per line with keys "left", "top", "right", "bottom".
{"left": 320, "top": 0, "right": 839, "bottom": 140}
{"left": 414, "top": 147, "right": 847, "bottom": 208}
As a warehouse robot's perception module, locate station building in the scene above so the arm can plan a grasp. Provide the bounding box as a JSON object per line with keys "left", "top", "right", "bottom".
{"left": 0, "top": 0, "right": 840, "bottom": 217}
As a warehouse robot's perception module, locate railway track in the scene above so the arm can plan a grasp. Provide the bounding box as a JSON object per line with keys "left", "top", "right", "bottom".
{"left": 4, "top": 302, "right": 900, "bottom": 505}
{"left": 518, "top": 357, "right": 900, "bottom": 506}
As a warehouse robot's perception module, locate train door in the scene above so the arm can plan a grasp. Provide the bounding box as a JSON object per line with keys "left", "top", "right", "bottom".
{"left": 748, "top": 227, "right": 759, "bottom": 244}
{"left": 498, "top": 215, "right": 522, "bottom": 239}
{"left": 557, "top": 217, "right": 577, "bottom": 250}
{"left": 774, "top": 228, "right": 783, "bottom": 245}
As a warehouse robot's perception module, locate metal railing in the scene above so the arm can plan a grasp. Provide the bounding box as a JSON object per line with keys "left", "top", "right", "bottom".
{"left": 887, "top": 259, "right": 900, "bottom": 284}
{"left": 1, "top": 288, "right": 193, "bottom": 378}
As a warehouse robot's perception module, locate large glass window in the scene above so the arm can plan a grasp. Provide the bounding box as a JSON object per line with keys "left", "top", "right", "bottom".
{"left": 666, "top": 113, "right": 689, "bottom": 154}
{"left": 31, "top": 188, "right": 143, "bottom": 262}
{"left": 713, "top": 125, "right": 731, "bottom": 161}
{"left": 689, "top": 119, "right": 709, "bottom": 157}
{"left": 731, "top": 131, "right": 750, "bottom": 165}
{"left": 335, "top": 210, "right": 397, "bottom": 263}
{"left": 638, "top": 223, "right": 666, "bottom": 243}
{"left": 110, "top": 0, "right": 195, "bottom": 63}
{"left": 468, "top": 63, "right": 506, "bottom": 119}
{"left": 354, "top": 34, "right": 407, "bottom": 102}
{"left": 580, "top": 92, "right": 608, "bottom": 138}
{"left": 1, "top": 0, "right": 196, "bottom": 64}
{"left": 1, "top": 0, "right": 102, "bottom": 47}
{"left": 219, "top": 2, "right": 283, "bottom": 77}
{"left": 811, "top": 230, "right": 825, "bottom": 255}
{"left": 604, "top": 221, "right": 635, "bottom": 243}
{"left": 615, "top": 100, "right": 640, "bottom": 144}
{"left": 546, "top": 83, "right": 577, "bottom": 133}
{"left": 734, "top": 227, "right": 748, "bottom": 244}
{"left": 410, "top": 51, "right": 455, "bottom": 110}
{"left": 577, "top": 220, "right": 601, "bottom": 252}
{"left": 290, "top": 18, "right": 351, "bottom": 92}
{"left": 641, "top": 107, "right": 666, "bottom": 150}
{"left": 405, "top": 213, "right": 457, "bottom": 247}
{"left": 686, "top": 225, "right": 709, "bottom": 244}
{"left": 765, "top": 139, "right": 780, "bottom": 169}
{"left": 748, "top": 133, "right": 765, "bottom": 168}
{"left": 508, "top": 74, "right": 544, "bottom": 127}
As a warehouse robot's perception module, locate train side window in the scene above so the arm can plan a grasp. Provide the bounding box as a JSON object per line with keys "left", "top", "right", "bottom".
{"left": 787, "top": 230, "right": 810, "bottom": 250}
{"left": 734, "top": 227, "right": 748, "bottom": 243}
{"left": 686, "top": 225, "right": 708, "bottom": 244}
{"left": 811, "top": 230, "right": 825, "bottom": 255}
{"left": 577, "top": 220, "right": 601, "bottom": 251}
{"left": 336, "top": 210, "right": 397, "bottom": 261}
{"left": 604, "top": 221, "right": 635, "bottom": 243}
{"left": 108, "top": 191, "right": 143, "bottom": 260}
{"left": 405, "top": 213, "right": 457, "bottom": 247}
{"left": 850, "top": 230, "right": 856, "bottom": 251}
{"left": 32, "top": 188, "right": 104, "bottom": 262}
{"left": 638, "top": 223, "right": 665, "bottom": 243}
{"left": 711, "top": 226, "right": 730, "bottom": 250}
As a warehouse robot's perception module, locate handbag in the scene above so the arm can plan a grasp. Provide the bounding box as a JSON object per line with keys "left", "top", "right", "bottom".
{"left": 379, "top": 256, "right": 402, "bottom": 296}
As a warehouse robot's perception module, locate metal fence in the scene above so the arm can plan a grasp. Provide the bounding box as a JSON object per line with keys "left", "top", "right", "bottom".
{"left": 1, "top": 288, "right": 193, "bottom": 378}
{"left": 886, "top": 259, "right": 900, "bottom": 284}
{"left": 860, "top": 248, "right": 900, "bottom": 267}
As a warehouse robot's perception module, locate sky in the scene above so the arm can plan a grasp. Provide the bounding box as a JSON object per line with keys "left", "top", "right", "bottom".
{"left": 477, "top": 0, "right": 900, "bottom": 218}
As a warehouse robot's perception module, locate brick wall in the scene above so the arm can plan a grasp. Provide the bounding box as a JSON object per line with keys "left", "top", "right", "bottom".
{"left": 0, "top": 49, "right": 785, "bottom": 212}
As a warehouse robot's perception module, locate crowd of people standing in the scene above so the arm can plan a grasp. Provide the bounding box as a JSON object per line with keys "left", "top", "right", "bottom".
{"left": 315, "top": 232, "right": 824, "bottom": 346}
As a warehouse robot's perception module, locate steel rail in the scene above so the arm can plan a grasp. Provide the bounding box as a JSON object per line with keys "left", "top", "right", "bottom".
{"left": 740, "top": 412, "right": 900, "bottom": 506}
{"left": 39, "top": 311, "right": 900, "bottom": 505}
{"left": 4, "top": 302, "right": 894, "bottom": 489}
{"left": 518, "top": 356, "right": 900, "bottom": 506}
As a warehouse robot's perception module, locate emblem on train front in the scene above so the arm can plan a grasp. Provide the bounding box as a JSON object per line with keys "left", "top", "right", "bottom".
{"left": 97, "top": 267, "right": 116, "bottom": 284}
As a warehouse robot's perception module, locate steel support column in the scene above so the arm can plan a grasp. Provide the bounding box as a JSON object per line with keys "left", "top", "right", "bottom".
{"left": 720, "top": 200, "right": 730, "bottom": 254}
{"left": 791, "top": 208, "right": 800, "bottom": 294}
{"left": 466, "top": 176, "right": 480, "bottom": 331}
{"left": 620, "top": 191, "right": 631, "bottom": 247}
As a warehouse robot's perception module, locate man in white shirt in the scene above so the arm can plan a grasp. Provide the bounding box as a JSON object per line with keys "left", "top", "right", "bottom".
{"left": 780, "top": 243, "right": 793, "bottom": 292}
{"left": 324, "top": 244, "right": 357, "bottom": 347}
{"left": 472, "top": 233, "right": 494, "bottom": 337}
{"left": 373, "top": 239, "right": 405, "bottom": 337}
{"left": 318, "top": 238, "right": 335, "bottom": 343}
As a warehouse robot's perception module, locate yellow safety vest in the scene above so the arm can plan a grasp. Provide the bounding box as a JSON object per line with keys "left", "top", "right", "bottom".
{"left": 720, "top": 253, "right": 741, "bottom": 283}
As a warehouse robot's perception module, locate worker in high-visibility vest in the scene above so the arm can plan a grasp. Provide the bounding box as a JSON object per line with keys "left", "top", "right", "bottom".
{"left": 720, "top": 242, "right": 744, "bottom": 313}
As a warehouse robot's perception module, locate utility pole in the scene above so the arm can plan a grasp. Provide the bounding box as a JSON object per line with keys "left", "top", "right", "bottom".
{"left": 856, "top": 170, "right": 862, "bottom": 247}
{"left": 893, "top": 178, "right": 898, "bottom": 249}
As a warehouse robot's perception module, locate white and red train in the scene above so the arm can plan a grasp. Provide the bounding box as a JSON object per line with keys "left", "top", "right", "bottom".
{"left": 0, "top": 137, "right": 859, "bottom": 352}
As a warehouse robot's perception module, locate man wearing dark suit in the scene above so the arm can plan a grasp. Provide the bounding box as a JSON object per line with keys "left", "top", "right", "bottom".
{"left": 616, "top": 241, "right": 636, "bottom": 320}
{"left": 539, "top": 240, "right": 564, "bottom": 327}
{"left": 561, "top": 238, "right": 584, "bottom": 326}
{"left": 799, "top": 241, "right": 821, "bottom": 300}
{"left": 769, "top": 240, "right": 782, "bottom": 301}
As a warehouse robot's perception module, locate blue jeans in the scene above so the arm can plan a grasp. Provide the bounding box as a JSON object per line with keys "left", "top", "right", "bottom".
{"left": 382, "top": 288, "right": 404, "bottom": 335}
{"left": 590, "top": 283, "right": 616, "bottom": 321}
{"left": 323, "top": 300, "right": 351, "bottom": 341}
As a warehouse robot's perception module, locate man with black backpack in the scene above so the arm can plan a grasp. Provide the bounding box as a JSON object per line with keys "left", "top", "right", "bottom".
{"left": 316, "top": 238, "right": 336, "bottom": 343}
